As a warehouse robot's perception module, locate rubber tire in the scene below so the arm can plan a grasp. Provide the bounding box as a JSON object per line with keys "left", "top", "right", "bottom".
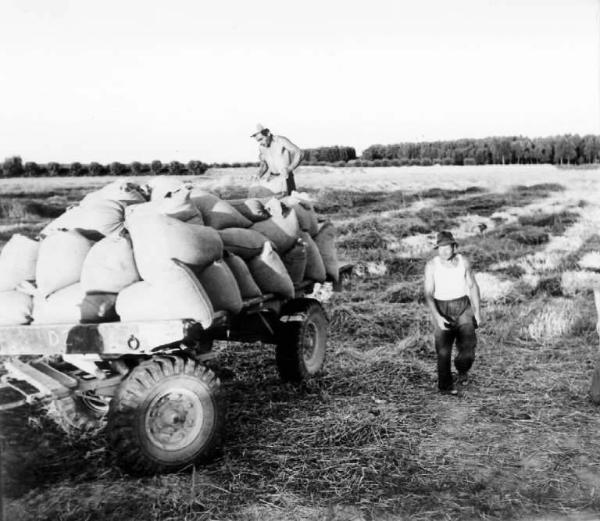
{"left": 49, "top": 394, "right": 108, "bottom": 432}
{"left": 106, "top": 356, "right": 223, "bottom": 475}
{"left": 275, "top": 299, "right": 327, "bottom": 382}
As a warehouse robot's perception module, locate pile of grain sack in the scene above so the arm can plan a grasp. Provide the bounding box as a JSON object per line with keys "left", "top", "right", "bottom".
{"left": 0, "top": 178, "right": 338, "bottom": 328}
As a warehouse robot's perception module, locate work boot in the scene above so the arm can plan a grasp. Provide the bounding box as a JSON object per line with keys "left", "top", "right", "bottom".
{"left": 439, "top": 386, "right": 458, "bottom": 396}
{"left": 456, "top": 372, "right": 469, "bottom": 386}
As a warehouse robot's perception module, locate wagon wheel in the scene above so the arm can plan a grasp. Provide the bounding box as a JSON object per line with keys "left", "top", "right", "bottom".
{"left": 275, "top": 299, "right": 328, "bottom": 382}
{"left": 48, "top": 391, "right": 109, "bottom": 432}
{"left": 106, "top": 356, "right": 224, "bottom": 475}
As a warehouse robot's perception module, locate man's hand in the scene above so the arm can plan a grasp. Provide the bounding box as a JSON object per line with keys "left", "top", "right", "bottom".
{"left": 474, "top": 311, "right": 482, "bottom": 328}
{"left": 435, "top": 316, "right": 450, "bottom": 331}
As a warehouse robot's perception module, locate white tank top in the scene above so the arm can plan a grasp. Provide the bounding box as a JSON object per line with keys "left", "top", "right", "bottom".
{"left": 432, "top": 254, "right": 468, "bottom": 300}
{"left": 259, "top": 136, "right": 292, "bottom": 175}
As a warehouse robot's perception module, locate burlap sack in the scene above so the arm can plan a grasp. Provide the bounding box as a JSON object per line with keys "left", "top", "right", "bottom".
{"left": 76, "top": 199, "right": 126, "bottom": 237}
{"left": 314, "top": 221, "right": 339, "bottom": 282}
{"left": 195, "top": 260, "right": 243, "bottom": 313}
{"left": 227, "top": 198, "right": 270, "bottom": 223}
{"left": 33, "top": 283, "right": 118, "bottom": 324}
{"left": 223, "top": 252, "right": 262, "bottom": 299}
{"left": 80, "top": 233, "right": 140, "bottom": 293}
{"left": 80, "top": 180, "right": 146, "bottom": 206}
{"left": 40, "top": 206, "right": 84, "bottom": 238}
{"left": 248, "top": 242, "right": 294, "bottom": 299}
{"left": 0, "top": 234, "right": 39, "bottom": 291}
{"left": 250, "top": 200, "right": 300, "bottom": 253}
{"left": 282, "top": 239, "right": 308, "bottom": 285}
{"left": 116, "top": 260, "right": 214, "bottom": 328}
{"left": 0, "top": 291, "right": 33, "bottom": 325}
{"left": 190, "top": 189, "right": 252, "bottom": 229}
{"left": 301, "top": 232, "right": 326, "bottom": 282}
{"left": 125, "top": 189, "right": 202, "bottom": 223}
{"left": 36, "top": 230, "right": 95, "bottom": 297}
{"left": 148, "top": 176, "right": 187, "bottom": 201}
{"left": 126, "top": 212, "right": 223, "bottom": 281}
{"left": 41, "top": 200, "right": 125, "bottom": 240}
{"left": 281, "top": 194, "right": 319, "bottom": 236}
{"left": 218, "top": 228, "right": 269, "bottom": 260}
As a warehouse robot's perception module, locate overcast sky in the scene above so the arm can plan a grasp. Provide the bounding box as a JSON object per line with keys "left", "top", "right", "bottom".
{"left": 0, "top": 0, "right": 598, "bottom": 163}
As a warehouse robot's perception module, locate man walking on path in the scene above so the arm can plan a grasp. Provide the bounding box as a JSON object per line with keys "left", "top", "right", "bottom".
{"left": 424, "top": 231, "right": 482, "bottom": 395}
{"left": 251, "top": 124, "right": 303, "bottom": 196}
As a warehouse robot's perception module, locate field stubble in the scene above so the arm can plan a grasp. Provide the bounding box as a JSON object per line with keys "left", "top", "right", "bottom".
{"left": 4, "top": 165, "right": 600, "bottom": 521}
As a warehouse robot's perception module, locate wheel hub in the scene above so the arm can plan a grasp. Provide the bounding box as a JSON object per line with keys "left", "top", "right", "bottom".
{"left": 145, "top": 389, "right": 203, "bottom": 451}
{"left": 302, "top": 322, "right": 318, "bottom": 363}
{"left": 78, "top": 391, "right": 110, "bottom": 416}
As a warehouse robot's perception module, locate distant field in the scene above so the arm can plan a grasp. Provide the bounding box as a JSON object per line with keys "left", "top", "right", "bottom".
{"left": 0, "top": 163, "right": 596, "bottom": 194}
{"left": 4, "top": 164, "right": 600, "bottom": 521}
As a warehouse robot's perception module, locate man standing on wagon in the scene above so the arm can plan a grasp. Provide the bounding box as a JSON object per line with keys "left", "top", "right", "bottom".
{"left": 424, "top": 231, "right": 482, "bottom": 395}
{"left": 251, "top": 124, "right": 303, "bottom": 196}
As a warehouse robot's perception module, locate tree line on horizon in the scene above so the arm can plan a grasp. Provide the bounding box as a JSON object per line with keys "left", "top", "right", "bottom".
{"left": 303, "top": 134, "right": 600, "bottom": 166}
{"left": 0, "top": 158, "right": 213, "bottom": 178}
{"left": 2, "top": 134, "right": 599, "bottom": 177}
{"left": 359, "top": 134, "right": 600, "bottom": 166}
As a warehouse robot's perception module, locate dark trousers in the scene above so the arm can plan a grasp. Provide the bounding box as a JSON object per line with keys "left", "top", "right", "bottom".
{"left": 286, "top": 171, "right": 296, "bottom": 195}
{"left": 434, "top": 296, "right": 477, "bottom": 390}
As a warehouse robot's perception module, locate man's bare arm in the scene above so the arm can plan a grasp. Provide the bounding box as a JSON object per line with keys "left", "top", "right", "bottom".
{"left": 464, "top": 257, "right": 481, "bottom": 326}
{"left": 424, "top": 261, "right": 448, "bottom": 330}
{"left": 256, "top": 160, "right": 269, "bottom": 179}
{"left": 279, "top": 136, "right": 303, "bottom": 172}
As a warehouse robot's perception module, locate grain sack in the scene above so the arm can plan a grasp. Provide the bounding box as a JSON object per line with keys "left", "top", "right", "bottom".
{"left": 281, "top": 194, "right": 319, "bottom": 236}
{"left": 301, "top": 232, "right": 326, "bottom": 282}
{"left": 127, "top": 213, "right": 222, "bottom": 281}
{"left": 33, "top": 284, "right": 118, "bottom": 324}
{"left": 40, "top": 206, "right": 84, "bottom": 237}
{"left": 81, "top": 233, "right": 140, "bottom": 293}
{"left": 314, "top": 221, "right": 339, "bottom": 282}
{"left": 76, "top": 199, "right": 126, "bottom": 238}
{"left": 218, "top": 228, "right": 269, "bottom": 259}
{"left": 190, "top": 189, "right": 252, "bottom": 229}
{"left": 148, "top": 176, "right": 187, "bottom": 201}
{"left": 250, "top": 201, "right": 300, "bottom": 253}
{"left": 36, "top": 230, "right": 94, "bottom": 297}
{"left": 80, "top": 180, "right": 146, "bottom": 206}
{"left": 282, "top": 239, "right": 308, "bottom": 285}
{"left": 248, "top": 242, "right": 294, "bottom": 299}
{"left": 41, "top": 201, "right": 125, "bottom": 240}
{"left": 116, "top": 260, "right": 214, "bottom": 328}
{"left": 125, "top": 188, "right": 202, "bottom": 223}
{"left": 248, "top": 184, "right": 276, "bottom": 198}
{"left": 227, "top": 198, "right": 270, "bottom": 223}
{"left": 223, "top": 252, "right": 262, "bottom": 299}
{"left": 195, "top": 260, "right": 243, "bottom": 314}
{"left": 0, "top": 234, "right": 39, "bottom": 291}
{"left": 0, "top": 291, "right": 33, "bottom": 325}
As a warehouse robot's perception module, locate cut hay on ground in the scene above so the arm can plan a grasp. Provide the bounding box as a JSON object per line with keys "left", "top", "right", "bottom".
{"left": 523, "top": 297, "right": 594, "bottom": 342}
{"left": 561, "top": 270, "right": 600, "bottom": 296}
{"left": 578, "top": 251, "right": 600, "bottom": 271}
{"left": 475, "top": 272, "right": 518, "bottom": 303}
{"left": 6, "top": 166, "right": 600, "bottom": 521}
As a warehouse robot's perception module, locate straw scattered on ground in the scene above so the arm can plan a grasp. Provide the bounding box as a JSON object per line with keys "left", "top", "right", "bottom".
{"left": 4, "top": 166, "right": 600, "bottom": 521}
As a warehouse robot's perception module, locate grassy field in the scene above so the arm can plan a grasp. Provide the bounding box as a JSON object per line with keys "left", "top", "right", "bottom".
{"left": 3, "top": 165, "right": 600, "bottom": 521}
